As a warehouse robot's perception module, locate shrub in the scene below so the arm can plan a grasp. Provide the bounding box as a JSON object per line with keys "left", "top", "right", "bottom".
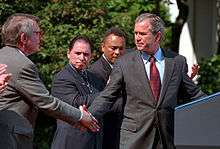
{"left": 198, "top": 55, "right": 220, "bottom": 94}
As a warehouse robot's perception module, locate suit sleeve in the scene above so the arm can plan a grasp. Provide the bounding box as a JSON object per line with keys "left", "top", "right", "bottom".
{"left": 89, "top": 59, "right": 124, "bottom": 118}
{"left": 178, "top": 57, "right": 206, "bottom": 101}
{"left": 51, "top": 73, "right": 98, "bottom": 108}
{"left": 15, "top": 63, "right": 81, "bottom": 125}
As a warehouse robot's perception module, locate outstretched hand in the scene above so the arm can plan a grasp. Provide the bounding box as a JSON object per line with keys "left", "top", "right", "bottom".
{"left": 0, "top": 64, "right": 11, "bottom": 93}
{"left": 79, "top": 105, "right": 100, "bottom": 132}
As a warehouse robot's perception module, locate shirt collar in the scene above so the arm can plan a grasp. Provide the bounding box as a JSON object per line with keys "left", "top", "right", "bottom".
{"left": 17, "top": 49, "right": 26, "bottom": 56}
{"left": 69, "top": 63, "right": 84, "bottom": 73}
{"left": 141, "top": 47, "right": 164, "bottom": 63}
{"left": 102, "top": 54, "right": 113, "bottom": 68}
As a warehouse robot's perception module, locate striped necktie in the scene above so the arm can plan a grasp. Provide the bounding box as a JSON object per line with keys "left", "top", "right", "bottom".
{"left": 149, "top": 56, "right": 161, "bottom": 101}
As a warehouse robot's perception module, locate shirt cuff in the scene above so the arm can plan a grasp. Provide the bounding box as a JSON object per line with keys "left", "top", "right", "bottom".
{"left": 79, "top": 108, "right": 83, "bottom": 121}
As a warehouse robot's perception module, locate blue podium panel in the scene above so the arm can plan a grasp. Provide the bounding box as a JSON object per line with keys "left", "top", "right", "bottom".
{"left": 174, "top": 92, "right": 220, "bottom": 149}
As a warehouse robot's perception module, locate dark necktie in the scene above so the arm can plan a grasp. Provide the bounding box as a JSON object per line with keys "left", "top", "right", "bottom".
{"left": 79, "top": 70, "right": 94, "bottom": 93}
{"left": 79, "top": 70, "right": 88, "bottom": 82}
{"left": 149, "top": 56, "right": 161, "bottom": 101}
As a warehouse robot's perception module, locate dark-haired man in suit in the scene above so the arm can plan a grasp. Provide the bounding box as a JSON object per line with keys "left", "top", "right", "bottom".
{"left": 51, "top": 36, "right": 102, "bottom": 149}
{"left": 89, "top": 13, "right": 206, "bottom": 149}
{"left": 88, "top": 27, "right": 126, "bottom": 149}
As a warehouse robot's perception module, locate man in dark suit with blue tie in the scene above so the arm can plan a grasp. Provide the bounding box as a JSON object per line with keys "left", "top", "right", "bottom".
{"left": 89, "top": 13, "right": 206, "bottom": 149}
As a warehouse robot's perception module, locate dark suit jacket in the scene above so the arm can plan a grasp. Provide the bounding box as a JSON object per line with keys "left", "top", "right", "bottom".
{"left": 89, "top": 50, "right": 206, "bottom": 149}
{"left": 88, "top": 56, "right": 123, "bottom": 149}
{"left": 51, "top": 64, "right": 102, "bottom": 149}
{"left": 0, "top": 46, "right": 82, "bottom": 149}
{"left": 88, "top": 56, "right": 112, "bottom": 90}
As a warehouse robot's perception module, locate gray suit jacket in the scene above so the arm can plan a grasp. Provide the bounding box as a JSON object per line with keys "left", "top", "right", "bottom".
{"left": 89, "top": 50, "right": 206, "bottom": 149}
{"left": 0, "top": 46, "right": 81, "bottom": 148}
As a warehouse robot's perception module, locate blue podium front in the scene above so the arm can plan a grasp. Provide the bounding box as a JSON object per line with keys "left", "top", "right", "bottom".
{"left": 174, "top": 92, "right": 220, "bottom": 149}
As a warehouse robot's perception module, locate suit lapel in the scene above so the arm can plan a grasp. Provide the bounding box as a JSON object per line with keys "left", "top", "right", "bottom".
{"left": 157, "top": 50, "right": 175, "bottom": 106}
{"left": 100, "top": 56, "right": 112, "bottom": 74}
{"left": 66, "top": 64, "right": 85, "bottom": 84}
{"left": 132, "top": 51, "right": 155, "bottom": 103}
{"left": 100, "top": 56, "right": 112, "bottom": 82}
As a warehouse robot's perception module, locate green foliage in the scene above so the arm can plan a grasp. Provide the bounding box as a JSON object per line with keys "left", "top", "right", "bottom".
{"left": 0, "top": 0, "right": 172, "bottom": 148}
{"left": 198, "top": 55, "right": 220, "bottom": 94}
{"left": 0, "top": 0, "right": 172, "bottom": 89}
{"left": 1, "top": 1, "right": 218, "bottom": 148}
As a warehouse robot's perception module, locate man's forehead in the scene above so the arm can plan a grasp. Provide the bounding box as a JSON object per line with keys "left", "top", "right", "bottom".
{"left": 106, "top": 34, "right": 124, "bottom": 41}
{"left": 71, "top": 41, "right": 91, "bottom": 52}
{"left": 135, "top": 19, "right": 151, "bottom": 26}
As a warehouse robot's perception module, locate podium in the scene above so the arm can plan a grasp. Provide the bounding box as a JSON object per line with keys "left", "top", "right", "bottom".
{"left": 174, "top": 92, "right": 220, "bottom": 149}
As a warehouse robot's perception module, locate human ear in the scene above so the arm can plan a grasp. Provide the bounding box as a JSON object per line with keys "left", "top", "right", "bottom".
{"left": 101, "top": 42, "right": 105, "bottom": 53}
{"left": 67, "top": 50, "right": 70, "bottom": 59}
{"left": 19, "top": 32, "right": 28, "bottom": 44}
{"left": 155, "top": 31, "right": 162, "bottom": 42}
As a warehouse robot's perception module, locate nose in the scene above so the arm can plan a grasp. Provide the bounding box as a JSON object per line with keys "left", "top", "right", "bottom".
{"left": 114, "top": 48, "right": 120, "bottom": 55}
{"left": 79, "top": 54, "right": 85, "bottom": 61}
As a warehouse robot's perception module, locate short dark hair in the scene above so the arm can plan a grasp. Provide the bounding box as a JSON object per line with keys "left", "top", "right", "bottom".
{"left": 102, "top": 27, "right": 126, "bottom": 43}
{"left": 68, "top": 35, "right": 93, "bottom": 51}
{"left": 1, "top": 13, "right": 40, "bottom": 46}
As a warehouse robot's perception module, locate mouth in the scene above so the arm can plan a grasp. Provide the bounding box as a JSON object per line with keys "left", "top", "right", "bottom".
{"left": 112, "top": 55, "right": 119, "bottom": 59}
{"left": 136, "top": 42, "right": 143, "bottom": 46}
{"left": 136, "top": 44, "right": 144, "bottom": 49}
{"left": 77, "top": 61, "right": 87, "bottom": 67}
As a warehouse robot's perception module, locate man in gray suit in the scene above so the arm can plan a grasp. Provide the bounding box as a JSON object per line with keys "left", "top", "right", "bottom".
{"left": 89, "top": 13, "right": 206, "bottom": 149}
{"left": 0, "top": 13, "right": 99, "bottom": 149}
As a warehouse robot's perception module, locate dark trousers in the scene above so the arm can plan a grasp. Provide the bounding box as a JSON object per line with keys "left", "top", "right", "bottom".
{"left": 0, "top": 111, "right": 33, "bottom": 149}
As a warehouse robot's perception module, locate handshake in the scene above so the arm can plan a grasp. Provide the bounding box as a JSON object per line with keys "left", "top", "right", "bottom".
{"left": 76, "top": 105, "right": 100, "bottom": 132}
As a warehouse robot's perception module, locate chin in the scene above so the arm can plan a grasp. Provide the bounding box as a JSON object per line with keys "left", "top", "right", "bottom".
{"left": 77, "top": 65, "right": 86, "bottom": 70}
{"left": 136, "top": 48, "right": 144, "bottom": 51}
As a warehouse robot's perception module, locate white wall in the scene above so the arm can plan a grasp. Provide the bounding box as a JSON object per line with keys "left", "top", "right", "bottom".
{"left": 169, "top": 0, "right": 217, "bottom": 79}
{"left": 188, "top": 0, "right": 217, "bottom": 60}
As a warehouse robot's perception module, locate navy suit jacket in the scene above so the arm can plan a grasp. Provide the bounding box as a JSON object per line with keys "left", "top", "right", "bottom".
{"left": 51, "top": 64, "right": 102, "bottom": 149}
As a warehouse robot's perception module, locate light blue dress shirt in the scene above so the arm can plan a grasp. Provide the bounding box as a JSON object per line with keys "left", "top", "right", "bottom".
{"left": 141, "top": 48, "right": 165, "bottom": 84}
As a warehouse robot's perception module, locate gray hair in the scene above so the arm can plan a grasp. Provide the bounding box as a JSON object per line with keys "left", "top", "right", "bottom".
{"left": 135, "top": 13, "right": 165, "bottom": 37}
{"left": 1, "top": 13, "right": 40, "bottom": 46}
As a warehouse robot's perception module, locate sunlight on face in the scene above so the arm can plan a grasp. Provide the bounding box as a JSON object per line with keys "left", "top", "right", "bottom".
{"left": 102, "top": 34, "right": 125, "bottom": 63}
{"left": 67, "top": 40, "right": 92, "bottom": 70}
{"left": 134, "top": 19, "right": 160, "bottom": 55}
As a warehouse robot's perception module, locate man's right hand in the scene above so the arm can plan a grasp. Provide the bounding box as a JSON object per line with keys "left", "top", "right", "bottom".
{"left": 0, "top": 64, "right": 11, "bottom": 93}
{"left": 79, "top": 105, "right": 100, "bottom": 132}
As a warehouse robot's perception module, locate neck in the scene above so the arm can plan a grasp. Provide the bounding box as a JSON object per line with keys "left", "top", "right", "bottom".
{"left": 17, "top": 44, "right": 29, "bottom": 56}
